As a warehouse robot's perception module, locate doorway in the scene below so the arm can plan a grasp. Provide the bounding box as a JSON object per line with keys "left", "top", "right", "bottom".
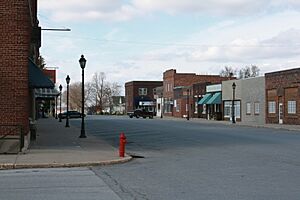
{"left": 279, "top": 103, "right": 283, "bottom": 124}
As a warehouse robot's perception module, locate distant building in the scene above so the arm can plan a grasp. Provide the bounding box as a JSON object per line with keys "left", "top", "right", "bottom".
{"left": 125, "top": 81, "right": 163, "bottom": 113}
{"left": 163, "top": 69, "right": 233, "bottom": 118}
{"left": 265, "top": 68, "right": 300, "bottom": 125}
{"left": 111, "top": 96, "right": 125, "bottom": 115}
{"left": 153, "top": 86, "right": 163, "bottom": 117}
{"left": 222, "top": 76, "right": 265, "bottom": 124}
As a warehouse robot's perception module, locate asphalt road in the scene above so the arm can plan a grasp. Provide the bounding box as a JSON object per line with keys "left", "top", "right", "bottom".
{"left": 81, "top": 116, "right": 300, "bottom": 200}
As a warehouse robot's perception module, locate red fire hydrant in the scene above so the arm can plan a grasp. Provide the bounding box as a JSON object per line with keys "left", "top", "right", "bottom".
{"left": 119, "top": 132, "right": 127, "bottom": 157}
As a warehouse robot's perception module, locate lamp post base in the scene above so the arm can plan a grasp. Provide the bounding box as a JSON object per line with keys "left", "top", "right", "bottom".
{"left": 79, "top": 130, "right": 86, "bottom": 138}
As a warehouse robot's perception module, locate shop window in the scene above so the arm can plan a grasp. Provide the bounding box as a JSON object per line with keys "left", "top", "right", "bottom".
{"left": 224, "top": 102, "right": 231, "bottom": 117}
{"left": 287, "top": 101, "right": 296, "bottom": 114}
{"left": 254, "top": 102, "right": 260, "bottom": 115}
{"left": 246, "top": 103, "right": 251, "bottom": 115}
{"left": 268, "top": 101, "right": 276, "bottom": 114}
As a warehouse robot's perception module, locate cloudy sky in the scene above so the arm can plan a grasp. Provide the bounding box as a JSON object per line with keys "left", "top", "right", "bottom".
{"left": 39, "top": 0, "right": 300, "bottom": 90}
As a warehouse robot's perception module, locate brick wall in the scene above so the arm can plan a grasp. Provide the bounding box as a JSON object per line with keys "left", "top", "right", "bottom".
{"left": 163, "top": 69, "right": 234, "bottom": 117}
{"left": 125, "top": 81, "right": 163, "bottom": 112}
{"left": 0, "top": 0, "right": 31, "bottom": 135}
{"left": 265, "top": 68, "right": 300, "bottom": 125}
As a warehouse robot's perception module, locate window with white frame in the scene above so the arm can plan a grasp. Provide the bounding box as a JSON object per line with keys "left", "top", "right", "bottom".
{"left": 254, "top": 102, "right": 260, "bottom": 115}
{"left": 288, "top": 101, "right": 296, "bottom": 114}
{"left": 268, "top": 101, "right": 276, "bottom": 114}
{"left": 224, "top": 101, "right": 241, "bottom": 118}
{"left": 224, "top": 101, "right": 231, "bottom": 117}
{"left": 139, "top": 88, "right": 147, "bottom": 96}
{"left": 246, "top": 103, "right": 251, "bottom": 115}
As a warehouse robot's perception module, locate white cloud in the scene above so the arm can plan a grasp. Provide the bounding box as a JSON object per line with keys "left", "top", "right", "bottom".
{"left": 39, "top": 0, "right": 300, "bottom": 22}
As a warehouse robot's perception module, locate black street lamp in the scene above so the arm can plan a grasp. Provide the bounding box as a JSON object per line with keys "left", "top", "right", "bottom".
{"left": 232, "top": 82, "right": 236, "bottom": 124}
{"left": 187, "top": 89, "right": 190, "bottom": 121}
{"left": 65, "top": 75, "right": 70, "bottom": 127}
{"left": 59, "top": 84, "right": 62, "bottom": 122}
{"left": 160, "top": 97, "right": 163, "bottom": 119}
{"left": 79, "top": 55, "right": 87, "bottom": 138}
{"left": 55, "top": 95, "right": 58, "bottom": 119}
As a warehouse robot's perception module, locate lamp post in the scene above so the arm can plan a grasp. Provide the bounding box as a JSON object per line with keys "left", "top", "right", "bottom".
{"left": 160, "top": 97, "right": 163, "bottom": 119}
{"left": 232, "top": 82, "right": 236, "bottom": 124}
{"left": 187, "top": 89, "right": 190, "bottom": 120}
{"left": 55, "top": 95, "right": 58, "bottom": 119}
{"left": 59, "top": 84, "right": 62, "bottom": 122}
{"left": 79, "top": 55, "right": 87, "bottom": 138}
{"left": 65, "top": 75, "right": 70, "bottom": 127}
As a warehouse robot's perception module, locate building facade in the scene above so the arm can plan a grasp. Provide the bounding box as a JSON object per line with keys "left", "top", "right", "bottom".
{"left": 0, "top": 0, "right": 53, "bottom": 153}
{"left": 198, "top": 84, "right": 223, "bottom": 120}
{"left": 265, "top": 68, "right": 300, "bottom": 125}
{"left": 125, "top": 81, "right": 163, "bottom": 113}
{"left": 222, "top": 76, "right": 265, "bottom": 125}
{"left": 163, "top": 69, "right": 232, "bottom": 118}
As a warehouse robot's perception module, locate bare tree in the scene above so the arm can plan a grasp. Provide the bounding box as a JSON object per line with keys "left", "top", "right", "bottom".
{"left": 63, "top": 82, "right": 91, "bottom": 111}
{"left": 103, "top": 82, "right": 121, "bottom": 114}
{"left": 238, "top": 65, "right": 260, "bottom": 79}
{"left": 250, "top": 65, "right": 260, "bottom": 77}
{"left": 219, "top": 66, "right": 237, "bottom": 78}
{"left": 90, "top": 72, "right": 107, "bottom": 114}
{"left": 37, "top": 55, "right": 46, "bottom": 69}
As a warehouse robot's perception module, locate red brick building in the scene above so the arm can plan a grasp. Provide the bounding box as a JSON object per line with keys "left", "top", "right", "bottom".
{"left": 125, "top": 81, "right": 163, "bottom": 113}
{"left": 0, "top": 0, "right": 52, "bottom": 153}
{"left": 265, "top": 68, "right": 300, "bottom": 125}
{"left": 163, "top": 69, "right": 233, "bottom": 118}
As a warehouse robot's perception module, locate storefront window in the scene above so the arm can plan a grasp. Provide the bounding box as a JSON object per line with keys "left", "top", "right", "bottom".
{"left": 288, "top": 101, "right": 296, "bottom": 114}
{"left": 246, "top": 103, "right": 251, "bottom": 115}
{"left": 268, "top": 101, "right": 276, "bottom": 114}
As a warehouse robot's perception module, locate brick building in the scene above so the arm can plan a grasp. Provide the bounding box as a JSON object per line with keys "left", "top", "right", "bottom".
{"left": 265, "top": 68, "right": 300, "bottom": 125}
{"left": 0, "top": 0, "right": 53, "bottom": 153}
{"left": 163, "top": 69, "right": 233, "bottom": 118}
{"left": 125, "top": 81, "right": 163, "bottom": 113}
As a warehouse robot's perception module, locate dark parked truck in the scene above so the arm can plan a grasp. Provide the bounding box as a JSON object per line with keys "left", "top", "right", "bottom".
{"left": 128, "top": 109, "right": 154, "bottom": 119}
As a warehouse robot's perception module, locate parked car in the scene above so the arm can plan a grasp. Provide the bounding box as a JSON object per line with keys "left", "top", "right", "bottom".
{"left": 128, "top": 109, "right": 154, "bottom": 119}
{"left": 58, "top": 111, "right": 86, "bottom": 119}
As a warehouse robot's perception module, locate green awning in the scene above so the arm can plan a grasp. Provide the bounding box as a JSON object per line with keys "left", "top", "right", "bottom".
{"left": 198, "top": 94, "right": 212, "bottom": 105}
{"left": 29, "top": 59, "right": 54, "bottom": 89}
{"left": 206, "top": 92, "right": 221, "bottom": 104}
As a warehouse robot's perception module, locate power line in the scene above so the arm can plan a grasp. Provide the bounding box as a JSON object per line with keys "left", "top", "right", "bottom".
{"left": 44, "top": 34, "right": 300, "bottom": 48}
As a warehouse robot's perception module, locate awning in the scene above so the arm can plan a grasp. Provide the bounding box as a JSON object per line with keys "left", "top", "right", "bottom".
{"left": 35, "top": 88, "right": 60, "bottom": 99}
{"left": 206, "top": 92, "right": 222, "bottom": 104}
{"left": 29, "top": 59, "right": 54, "bottom": 89}
{"left": 198, "top": 94, "right": 212, "bottom": 105}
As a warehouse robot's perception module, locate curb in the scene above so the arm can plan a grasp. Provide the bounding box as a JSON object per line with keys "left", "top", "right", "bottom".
{"left": 0, "top": 156, "right": 132, "bottom": 170}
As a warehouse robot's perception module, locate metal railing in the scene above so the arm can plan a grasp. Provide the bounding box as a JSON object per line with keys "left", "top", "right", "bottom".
{"left": 0, "top": 125, "right": 24, "bottom": 152}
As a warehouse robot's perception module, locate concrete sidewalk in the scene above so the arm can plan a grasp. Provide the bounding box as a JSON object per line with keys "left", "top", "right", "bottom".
{"left": 0, "top": 118, "right": 131, "bottom": 170}
{"left": 159, "top": 116, "right": 300, "bottom": 132}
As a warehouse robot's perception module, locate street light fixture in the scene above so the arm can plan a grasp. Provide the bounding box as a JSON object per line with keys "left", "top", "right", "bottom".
{"left": 232, "top": 82, "right": 236, "bottom": 124}
{"left": 59, "top": 84, "right": 62, "bottom": 122}
{"left": 65, "top": 75, "right": 70, "bottom": 127}
{"left": 79, "top": 55, "right": 87, "bottom": 138}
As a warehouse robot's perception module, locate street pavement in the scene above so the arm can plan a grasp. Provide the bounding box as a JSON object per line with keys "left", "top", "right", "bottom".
{"left": 73, "top": 115, "right": 300, "bottom": 200}
{"left": 0, "top": 118, "right": 131, "bottom": 169}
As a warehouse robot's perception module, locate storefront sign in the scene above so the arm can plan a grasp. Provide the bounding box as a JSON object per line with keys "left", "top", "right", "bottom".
{"left": 206, "top": 84, "right": 221, "bottom": 93}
